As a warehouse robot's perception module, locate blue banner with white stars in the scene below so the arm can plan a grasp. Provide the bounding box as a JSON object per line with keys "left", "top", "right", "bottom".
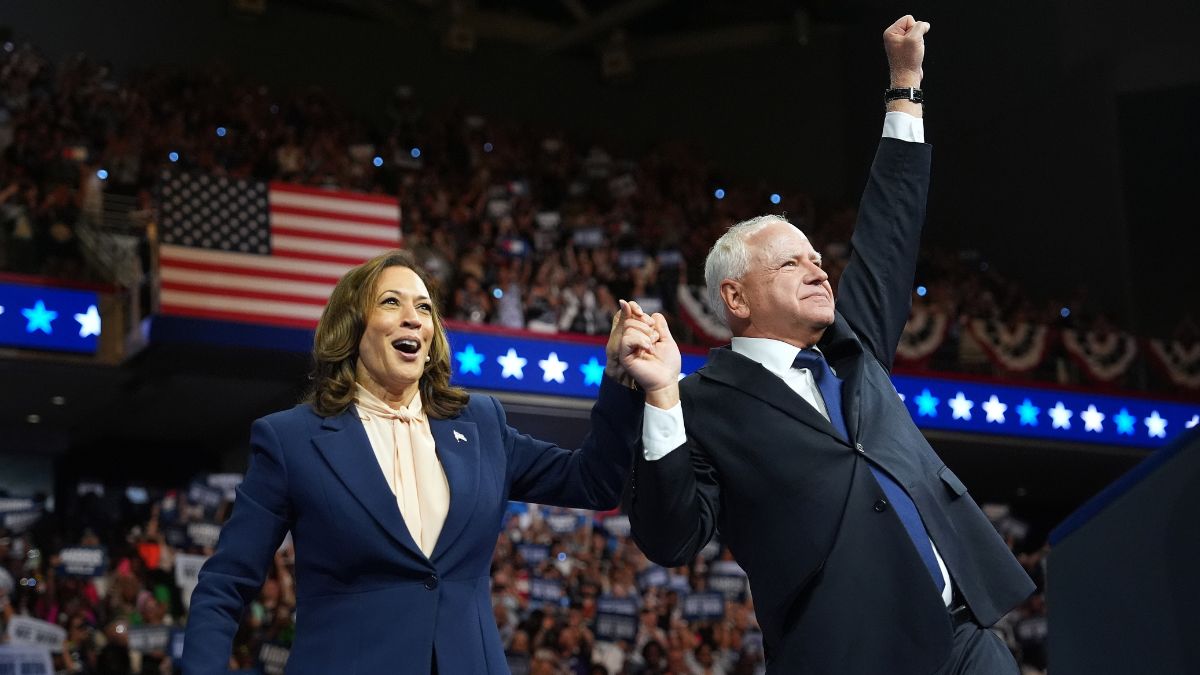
{"left": 0, "top": 282, "right": 101, "bottom": 354}
{"left": 447, "top": 329, "right": 708, "bottom": 398}
{"left": 148, "top": 316, "right": 1200, "bottom": 450}
{"left": 893, "top": 375, "right": 1198, "bottom": 449}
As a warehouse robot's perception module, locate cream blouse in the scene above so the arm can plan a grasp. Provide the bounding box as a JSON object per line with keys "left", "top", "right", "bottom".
{"left": 353, "top": 384, "right": 449, "bottom": 557}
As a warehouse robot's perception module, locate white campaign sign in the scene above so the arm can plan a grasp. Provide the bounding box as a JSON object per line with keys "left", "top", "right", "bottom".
{"left": 5, "top": 616, "right": 66, "bottom": 652}
{"left": 0, "top": 644, "right": 55, "bottom": 675}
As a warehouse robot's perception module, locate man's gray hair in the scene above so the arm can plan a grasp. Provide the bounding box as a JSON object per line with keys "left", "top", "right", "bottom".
{"left": 703, "top": 215, "right": 797, "bottom": 327}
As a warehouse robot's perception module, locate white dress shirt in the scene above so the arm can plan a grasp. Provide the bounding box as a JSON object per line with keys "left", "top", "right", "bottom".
{"left": 640, "top": 111, "right": 953, "bottom": 605}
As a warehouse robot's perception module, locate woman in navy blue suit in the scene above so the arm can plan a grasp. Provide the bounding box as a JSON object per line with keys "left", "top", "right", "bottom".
{"left": 182, "top": 249, "right": 648, "bottom": 674}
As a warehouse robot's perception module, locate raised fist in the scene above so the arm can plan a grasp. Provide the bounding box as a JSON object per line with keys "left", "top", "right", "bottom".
{"left": 883, "top": 15, "right": 930, "bottom": 87}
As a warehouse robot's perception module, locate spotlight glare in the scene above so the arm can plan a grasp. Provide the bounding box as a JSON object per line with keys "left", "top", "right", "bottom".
{"left": 1060, "top": 307, "right": 1071, "bottom": 318}
{"left": 216, "top": 126, "right": 227, "bottom": 137}
{"left": 769, "top": 193, "right": 781, "bottom": 205}
{"left": 373, "top": 156, "right": 384, "bottom": 167}
{"left": 916, "top": 285, "right": 927, "bottom": 297}
{"left": 483, "top": 142, "right": 494, "bottom": 153}
{"left": 168, "top": 152, "right": 180, "bottom": 163}
{"left": 96, "top": 169, "right": 108, "bottom": 180}
{"left": 410, "top": 147, "right": 421, "bottom": 159}
{"left": 714, "top": 188, "right": 725, "bottom": 200}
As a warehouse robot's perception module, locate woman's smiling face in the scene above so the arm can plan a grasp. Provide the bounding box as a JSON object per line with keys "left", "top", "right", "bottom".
{"left": 354, "top": 265, "right": 435, "bottom": 406}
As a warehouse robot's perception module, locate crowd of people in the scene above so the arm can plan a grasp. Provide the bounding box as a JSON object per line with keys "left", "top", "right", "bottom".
{"left": 1, "top": 39, "right": 1193, "bottom": 394}
{"left": 0, "top": 482, "right": 1050, "bottom": 674}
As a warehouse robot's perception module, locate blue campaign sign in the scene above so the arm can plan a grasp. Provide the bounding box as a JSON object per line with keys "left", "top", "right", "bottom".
{"left": 516, "top": 543, "right": 550, "bottom": 566}
{"left": 528, "top": 577, "right": 564, "bottom": 606}
{"left": 892, "top": 374, "right": 1200, "bottom": 450}
{"left": 596, "top": 595, "right": 639, "bottom": 616}
{"left": 0, "top": 282, "right": 101, "bottom": 354}
{"left": 681, "top": 592, "right": 726, "bottom": 621}
{"left": 637, "top": 565, "right": 670, "bottom": 590}
{"left": 56, "top": 547, "right": 108, "bottom": 577}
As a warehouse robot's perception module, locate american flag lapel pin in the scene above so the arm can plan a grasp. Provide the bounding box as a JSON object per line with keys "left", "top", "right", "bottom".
{"left": 453, "top": 430, "right": 467, "bottom": 443}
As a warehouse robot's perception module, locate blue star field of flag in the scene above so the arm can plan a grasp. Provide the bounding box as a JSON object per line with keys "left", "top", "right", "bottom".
{"left": 157, "top": 171, "right": 271, "bottom": 254}
{"left": 0, "top": 281, "right": 101, "bottom": 354}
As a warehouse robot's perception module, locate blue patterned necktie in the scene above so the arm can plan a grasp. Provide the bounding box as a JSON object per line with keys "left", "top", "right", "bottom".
{"left": 793, "top": 348, "right": 946, "bottom": 593}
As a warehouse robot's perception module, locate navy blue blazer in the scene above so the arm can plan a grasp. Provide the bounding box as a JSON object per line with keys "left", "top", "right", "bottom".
{"left": 627, "top": 139, "right": 1034, "bottom": 674}
{"left": 182, "top": 376, "right": 641, "bottom": 674}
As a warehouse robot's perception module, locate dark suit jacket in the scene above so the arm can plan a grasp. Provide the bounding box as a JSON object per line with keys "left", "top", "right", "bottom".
{"left": 627, "top": 138, "right": 1034, "bottom": 675}
{"left": 182, "top": 377, "right": 641, "bottom": 674}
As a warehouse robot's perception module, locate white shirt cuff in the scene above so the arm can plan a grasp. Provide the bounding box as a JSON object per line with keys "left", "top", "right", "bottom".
{"left": 883, "top": 111, "right": 925, "bottom": 143}
{"left": 642, "top": 402, "right": 686, "bottom": 460}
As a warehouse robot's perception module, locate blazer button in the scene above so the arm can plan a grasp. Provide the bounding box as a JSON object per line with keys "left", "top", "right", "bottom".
{"left": 423, "top": 574, "right": 439, "bottom": 590}
{"left": 873, "top": 499, "right": 889, "bottom": 513}
{"left": 855, "top": 443, "right": 866, "bottom": 455}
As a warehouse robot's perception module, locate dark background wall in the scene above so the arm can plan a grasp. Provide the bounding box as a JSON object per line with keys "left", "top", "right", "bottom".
{"left": 5, "top": 0, "right": 1198, "bottom": 333}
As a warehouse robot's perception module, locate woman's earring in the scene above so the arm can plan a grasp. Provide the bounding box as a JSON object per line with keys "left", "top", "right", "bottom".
{"left": 425, "top": 355, "right": 431, "bottom": 363}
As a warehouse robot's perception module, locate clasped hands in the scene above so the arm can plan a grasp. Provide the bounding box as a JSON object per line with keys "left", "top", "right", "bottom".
{"left": 604, "top": 299, "right": 681, "bottom": 410}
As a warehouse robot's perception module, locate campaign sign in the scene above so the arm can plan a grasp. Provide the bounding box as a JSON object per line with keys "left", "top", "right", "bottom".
{"left": 175, "top": 553, "right": 209, "bottom": 587}
{"left": 258, "top": 643, "right": 290, "bottom": 675}
{"left": 681, "top": 592, "right": 726, "bottom": 621}
{"left": 170, "top": 629, "right": 186, "bottom": 662}
{"left": 600, "top": 515, "right": 630, "bottom": 538}
{"left": 0, "top": 498, "right": 36, "bottom": 514}
{"left": 0, "top": 509, "right": 41, "bottom": 533}
{"left": 207, "top": 473, "right": 244, "bottom": 501}
{"left": 516, "top": 544, "right": 550, "bottom": 566}
{"left": 668, "top": 574, "right": 692, "bottom": 594}
{"left": 188, "top": 482, "right": 225, "bottom": 512}
{"left": 0, "top": 645, "right": 54, "bottom": 675}
{"left": 595, "top": 596, "right": 639, "bottom": 639}
{"left": 637, "top": 565, "right": 669, "bottom": 590}
{"left": 594, "top": 612, "right": 639, "bottom": 642}
{"left": 596, "top": 596, "right": 638, "bottom": 617}
{"left": 708, "top": 560, "right": 748, "bottom": 601}
{"left": 127, "top": 626, "right": 171, "bottom": 653}
{"left": 6, "top": 616, "right": 66, "bottom": 652}
{"left": 57, "top": 547, "right": 107, "bottom": 577}
{"left": 545, "top": 512, "right": 582, "bottom": 534}
{"left": 187, "top": 522, "right": 222, "bottom": 549}
{"left": 528, "top": 578, "right": 563, "bottom": 607}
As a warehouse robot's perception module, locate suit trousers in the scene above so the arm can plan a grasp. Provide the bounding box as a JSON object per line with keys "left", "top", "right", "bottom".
{"left": 934, "top": 621, "right": 1020, "bottom": 675}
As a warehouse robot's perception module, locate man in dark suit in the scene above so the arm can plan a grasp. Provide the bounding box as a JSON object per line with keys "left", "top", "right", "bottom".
{"left": 615, "top": 16, "right": 1034, "bottom": 675}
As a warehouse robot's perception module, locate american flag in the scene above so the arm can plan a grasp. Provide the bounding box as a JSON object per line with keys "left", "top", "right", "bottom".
{"left": 157, "top": 172, "right": 402, "bottom": 329}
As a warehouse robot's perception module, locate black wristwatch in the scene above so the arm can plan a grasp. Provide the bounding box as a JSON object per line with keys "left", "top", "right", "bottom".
{"left": 884, "top": 87, "right": 924, "bottom": 105}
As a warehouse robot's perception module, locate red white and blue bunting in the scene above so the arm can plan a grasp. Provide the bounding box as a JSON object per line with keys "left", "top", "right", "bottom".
{"left": 965, "top": 319, "right": 1049, "bottom": 373}
{"left": 677, "top": 284, "right": 731, "bottom": 346}
{"left": 1146, "top": 339, "right": 1200, "bottom": 389}
{"left": 896, "top": 308, "right": 949, "bottom": 364}
{"left": 1062, "top": 329, "right": 1138, "bottom": 383}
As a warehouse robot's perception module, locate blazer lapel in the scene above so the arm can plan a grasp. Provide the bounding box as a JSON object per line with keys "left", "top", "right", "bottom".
{"left": 699, "top": 348, "right": 848, "bottom": 445}
{"left": 429, "top": 418, "right": 480, "bottom": 562}
{"left": 312, "top": 409, "right": 426, "bottom": 562}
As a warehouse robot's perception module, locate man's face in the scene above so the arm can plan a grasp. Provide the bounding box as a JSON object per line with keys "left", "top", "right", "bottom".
{"left": 734, "top": 220, "right": 834, "bottom": 346}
